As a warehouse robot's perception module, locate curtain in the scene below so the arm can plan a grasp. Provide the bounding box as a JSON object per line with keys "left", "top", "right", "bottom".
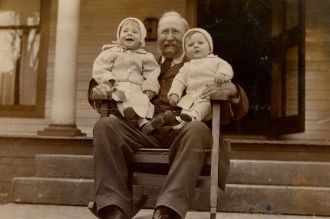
{"left": 0, "top": 10, "right": 21, "bottom": 105}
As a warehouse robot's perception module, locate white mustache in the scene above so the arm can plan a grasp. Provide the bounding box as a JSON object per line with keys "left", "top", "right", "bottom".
{"left": 164, "top": 42, "right": 177, "bottom": 47}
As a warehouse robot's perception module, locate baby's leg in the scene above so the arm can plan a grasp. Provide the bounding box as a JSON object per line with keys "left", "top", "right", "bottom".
{"left": 180, "top": 101, "right": 211, "bottom": 122}
{"left": 121, "top": 92, "right": 149, "bottom": 128}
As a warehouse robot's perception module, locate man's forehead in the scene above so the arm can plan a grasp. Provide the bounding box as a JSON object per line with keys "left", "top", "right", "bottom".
{"left": 158, "top": 16, "right": 186, "bottom": 31}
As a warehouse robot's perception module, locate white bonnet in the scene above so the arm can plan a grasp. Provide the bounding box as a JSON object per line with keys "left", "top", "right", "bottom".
{"left": 182, "top": 28, "right": 213, "bottom": 55}
{"left": 117, "top": 17, "right": 147, "bottom": 47}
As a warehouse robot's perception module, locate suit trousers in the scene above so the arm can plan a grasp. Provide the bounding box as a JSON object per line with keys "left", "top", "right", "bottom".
{"left": 93, "top": 115, "right": 212, "bottom": 218}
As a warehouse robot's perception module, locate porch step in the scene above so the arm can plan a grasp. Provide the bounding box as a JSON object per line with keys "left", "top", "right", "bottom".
{"left": 12, "top": 177, "right": 93, "bottom": 206}
{"left": 11, "top": 176, "right": 330, "bottom": 216}
{"left": 35, "top": 154, "right": 93, "bottom": 179}
{"left": 35, "top": 154, "right": 330, "bottom": 187}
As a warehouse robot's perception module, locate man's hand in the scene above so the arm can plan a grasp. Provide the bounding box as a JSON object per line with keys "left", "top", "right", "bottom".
{"left": 200, "top": 82, "right": 238, "bottom": 101}
{"left": 91, "top": 83, "right": 114, "bottom": 100}
{"left": 168, "top": 94, "right": 180, "bottom": 106}
{"left": 145, "top": 90, "right": 157, "bottom": 100}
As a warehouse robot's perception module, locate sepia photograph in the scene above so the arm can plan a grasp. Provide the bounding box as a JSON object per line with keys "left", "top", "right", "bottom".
{"left": 0, "top": 0, "right": 329, "bottom": 218}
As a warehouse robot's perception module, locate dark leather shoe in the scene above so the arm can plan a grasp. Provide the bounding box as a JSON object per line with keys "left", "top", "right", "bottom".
{"left": 152, "top": 206, "right": 181, "bottom": 219}
{"left": 99, "top": 205, "right": 129, "bottom": 219}
{"left": 141, "top": 115, "right": 165, "bottom": 134}
{"left": 141, "top": 111, "right": 179, "bottom": 134}
{"left": 163, "top": 110, "right": 180, "bottom": 126}
{"left": 123, "top": 107, "right": 140, "bottom": 127}
{"left": 179, "top": 113, "right": 192, "bottom": 122}
{"left": 88, "top": 195, "right": 147, "bottom": 219}
{"left": 123, "top": 107, "right": 139, "bottom": 121}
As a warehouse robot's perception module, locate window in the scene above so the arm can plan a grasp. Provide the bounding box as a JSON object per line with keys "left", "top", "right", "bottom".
{"left": 0, "top": 0, "right": 50, "bottom": 117}
{"left": 198, "top": 0, "right": 305, "bottom": 137}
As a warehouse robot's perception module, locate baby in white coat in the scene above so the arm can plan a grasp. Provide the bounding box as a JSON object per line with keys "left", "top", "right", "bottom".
{"left": 167, "top": 28, "right": 234, "bottom": 122}
{"left": 92, "top": 17, "right": 160, "bottom": 128}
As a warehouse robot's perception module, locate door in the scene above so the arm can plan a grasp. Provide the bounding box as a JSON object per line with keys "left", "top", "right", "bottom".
{"left": 198, "top": 0, "right": 305, "bottom": 137}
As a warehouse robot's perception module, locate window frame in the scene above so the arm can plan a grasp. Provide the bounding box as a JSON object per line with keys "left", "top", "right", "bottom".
{"left": 0, "top": 0, "right": 50, "bottom": 118}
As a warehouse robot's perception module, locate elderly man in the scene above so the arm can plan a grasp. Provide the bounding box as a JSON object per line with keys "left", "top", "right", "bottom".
{"left": 89, "top": 11, "right": 248, "bottom": 219}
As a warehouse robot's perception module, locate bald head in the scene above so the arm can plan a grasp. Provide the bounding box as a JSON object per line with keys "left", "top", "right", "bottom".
{"left": 158, "top": 11, "right": 189, "bottom": 33}
{"left": 157, "top": 11, "right": 189, "bottom": 58}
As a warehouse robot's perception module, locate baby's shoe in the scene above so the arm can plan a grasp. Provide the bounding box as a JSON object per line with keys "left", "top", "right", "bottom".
{"left": 141, "top": 111, "right": 179, "bottom": 134}
{"left": 123, "top": 107, "right": 140, "bottom": 127}
{"left": 180, "top": 113, "right": 193, "bottom": 122}
{"left": 141, "top": 116, "right": 164, "bottom": 134}
{"left": 163, "top": 110, "right": 180, "bottom": 126}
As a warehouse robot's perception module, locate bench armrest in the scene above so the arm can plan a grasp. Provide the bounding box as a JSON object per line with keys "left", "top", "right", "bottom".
{"left": 209, "top": 93, "right": 230, "bottom": 102}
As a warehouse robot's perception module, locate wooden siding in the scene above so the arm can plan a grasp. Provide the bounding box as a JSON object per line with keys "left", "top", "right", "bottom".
{"left": 0, "top": 0, "right": 329, "bottom": 141}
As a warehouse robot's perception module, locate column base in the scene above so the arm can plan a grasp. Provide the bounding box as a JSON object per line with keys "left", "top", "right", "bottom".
{"left": 37, "top": 124, "right": 86, "bottom": 137}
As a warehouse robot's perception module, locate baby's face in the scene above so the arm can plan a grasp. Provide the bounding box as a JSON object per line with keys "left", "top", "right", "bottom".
{"left": 119, "top": 21, "right": 141, "bottom": 50}
{"left": 185, "top": 32, "right": 210, "bottom": 60}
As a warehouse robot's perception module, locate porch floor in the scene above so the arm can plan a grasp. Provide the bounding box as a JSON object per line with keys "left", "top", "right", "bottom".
{"left": 0, "top": 203, "right": 329, "bottom": 219}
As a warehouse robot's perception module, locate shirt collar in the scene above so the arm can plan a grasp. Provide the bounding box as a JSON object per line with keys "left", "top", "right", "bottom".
{"left": 161, "top": 53, "right": 185, "bottom": 65}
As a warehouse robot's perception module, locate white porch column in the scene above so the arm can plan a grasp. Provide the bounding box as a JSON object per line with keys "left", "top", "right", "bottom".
{"left": 39, "top": 0, "right": 85, "bottom": 136}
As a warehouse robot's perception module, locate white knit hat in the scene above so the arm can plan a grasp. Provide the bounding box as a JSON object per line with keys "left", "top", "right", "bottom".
{"left": 182, "top": 28, "right": 213, "bottom": 55}
{"left": 117, "top": 17, "right": 147, "bottom": 47}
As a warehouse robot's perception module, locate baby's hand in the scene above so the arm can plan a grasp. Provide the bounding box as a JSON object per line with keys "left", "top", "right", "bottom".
{"left": 107, "top": 79, "right": 116, "bottom": 87}
{"left": 168, "top": 94, "right": 180, "bottom": 106}
{"left": 215, "top": 74, "right": 230, "bottom": 84}
{"left": 145, "top": 90, "right": 157, "bottom": 99}
{"left": 91, "top": 83, "right": 114, "bottom": 100}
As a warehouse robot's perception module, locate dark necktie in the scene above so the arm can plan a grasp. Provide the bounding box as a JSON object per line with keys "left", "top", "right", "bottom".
{"left": 160, "top": 58, "right": 173, "bottom": 79}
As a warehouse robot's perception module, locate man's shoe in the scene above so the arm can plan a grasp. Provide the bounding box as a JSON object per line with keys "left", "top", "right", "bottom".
{"left": 88, "top": 194, "right": 148, "bottom": 218}
{"left": 87, "top": 202, "right": 98, "bottom": 218}
{"left": 152, "top": 206, "right": 181, "bottom": 219}
{"left": 99, "top": 205, "right": 129, "bottom": 219}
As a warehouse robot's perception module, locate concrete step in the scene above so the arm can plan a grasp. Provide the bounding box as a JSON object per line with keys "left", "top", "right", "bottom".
{"left": 35, "top": 154, "right": 330, "bottom": 187}
{"left": 12, "top": 176, "right": 330, "bottom": 216}
{"left": 228, "top": 160, "right": 330, "bottom": 187}
{"left": 136, "top": 184, "right": 330, "bottom": 216}
{"left": 35, "top": 154, "right": 93, "bottom": 179}
{"left": 12, "top": 177, "right": 94, "bottom": 206}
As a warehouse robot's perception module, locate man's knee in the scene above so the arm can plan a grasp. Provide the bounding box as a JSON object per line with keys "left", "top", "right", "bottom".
{"left": 182, "top": 121, "right": 212, "bottom": 146}
{"left": 93, "top": 116, "right": 126, "bottom": 154}
{"left": 94, "top": 116, "right": 121, "bottom": 132}
{"left": 184, "top": 121, "right": 211, "bottom": 137}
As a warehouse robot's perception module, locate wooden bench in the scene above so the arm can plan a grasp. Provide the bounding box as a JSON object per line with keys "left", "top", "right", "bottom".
{"left": 88, "top": 93, "right": 230, "bottom": 219}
